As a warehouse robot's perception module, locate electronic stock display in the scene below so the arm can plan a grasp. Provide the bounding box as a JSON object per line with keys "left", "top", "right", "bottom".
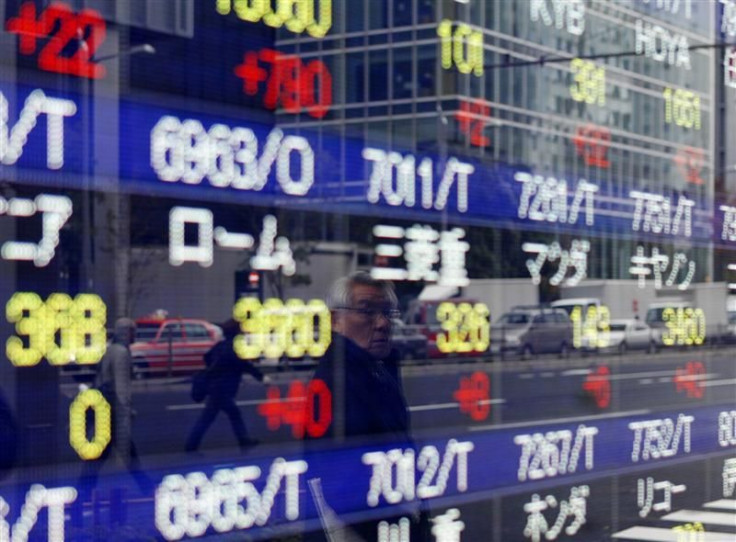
{"left": 0, "top": 1, "right": 735, "bottom": 541}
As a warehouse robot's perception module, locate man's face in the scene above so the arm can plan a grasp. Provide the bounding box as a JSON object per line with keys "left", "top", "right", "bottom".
{"left": 333, "top": 284, "right": 394, "bottom": 359}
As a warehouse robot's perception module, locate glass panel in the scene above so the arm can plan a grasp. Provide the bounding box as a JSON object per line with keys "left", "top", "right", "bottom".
{"left": 0, "top": 1, "right": 726, "bottom": 539}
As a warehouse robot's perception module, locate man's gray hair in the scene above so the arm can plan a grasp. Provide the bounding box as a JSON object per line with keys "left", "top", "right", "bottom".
{"left": 326, "top": 271, "right": 398, "bottom": 309}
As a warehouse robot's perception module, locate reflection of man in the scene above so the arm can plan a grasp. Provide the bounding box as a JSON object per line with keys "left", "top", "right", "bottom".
{"left": 312, "top": 271, "right": 409, "bottom": 441}
{"left": 306, "top": 273, "right": 426, "bottom": 541}
{"left": 185, "top": 319, "right": 265, "bottom": 453}
{"left": 80, "top": 318, "right": 150, "bottom": 495}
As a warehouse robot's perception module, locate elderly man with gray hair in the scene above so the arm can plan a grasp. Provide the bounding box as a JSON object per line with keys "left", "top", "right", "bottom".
{"left": 305, "top": 272, "right": 429, "bottom": 541}
{"left": 311, "top": 271, "right": 409, "bottom": 441}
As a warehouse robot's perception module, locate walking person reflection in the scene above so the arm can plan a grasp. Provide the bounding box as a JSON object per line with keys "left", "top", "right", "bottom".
{"left": 79, "top": 318, "right": 151, "bottom": 497}
{"left": 185, "top": 318, "right": 267, "bottom": 453}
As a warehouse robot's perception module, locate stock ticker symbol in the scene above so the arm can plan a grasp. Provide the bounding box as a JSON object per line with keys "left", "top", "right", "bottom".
{"left": 453, "top": 371, "right": 490, "bottom": 421}
{"left": 455, "top": 100, "right": 491, "bottom": 147}
{"left": 673, "top": 361, "right": 705, "bottom": 399}
{"left": 573, "top": 124, "right": 611, "bottom": 168}
{"left": 257, "top": 379, "right": 332, "bottom": 438}
{"left": 582, "top": 365, "right": 611, "bottom": 409}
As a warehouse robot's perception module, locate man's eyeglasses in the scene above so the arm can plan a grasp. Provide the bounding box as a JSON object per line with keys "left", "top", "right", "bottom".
{"left": 335, "top": 307, "right": 401, "bottom": 321}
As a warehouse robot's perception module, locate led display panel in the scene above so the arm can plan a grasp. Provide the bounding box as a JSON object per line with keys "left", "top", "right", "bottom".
{"left": 0, "top": 1, "right": 735, "bottom": 541}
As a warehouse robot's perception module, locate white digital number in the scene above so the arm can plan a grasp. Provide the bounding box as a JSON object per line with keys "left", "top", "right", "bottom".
{"left": 151, "top": 116, "right": 314, "bottom": 195}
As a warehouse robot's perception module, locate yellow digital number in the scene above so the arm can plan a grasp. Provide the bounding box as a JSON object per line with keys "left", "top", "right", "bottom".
{"left": 6, "top": 292, "right": 107, "bottom": 367}
{"left": 591, "top": 305, "right": 610, "bottom": 348}
{"left": 283, "top": 299, "right": 331, "bottom": 358}
{"left": 689, "top": 308, "right": 706, "bottom": 345}
{"left": 308, "top": 299, "right": 331, "bottom": 357}
{"left": 570, "top": 306, "right": 583, "bottom": 348}
{"left": 6, "top": 292, "right": 50, "bottom": 366}
{"left": 663, "top": 307, "right": 677, "bottom": 346}
{"left": 233, "top": 297, "right": 330, "bottom": 360}
{"left": 662, "top": 307, "right": 706, "bottom": 346}
{"left": 468, "top": 303, "right": 491, "bottom": 352}
{"left": 673, "top": 522, "right": 705, "bottom": 542}
{"left": 570, "top": 305, "right": 610, "bottom": 349}
{"left": 285, "top": 298, "right": 307, "bottom": 359}
{"left": 455, "top": 303, "right": 473, "bottom": 353}
{"left": 233, "top": 296, "right": 266, "bottom": 359}
{"left": 437, "top": 302, "right": 460, "bottom": 353}
{"left": 71, "top": 293, "right": 108, "bottom": 363}
{"left": 570, "top": 58, "right": 605, "bottom": 106}
{"left": 69, "top": 389, "right": 112, "bottom": 460}
{"left": 663, "top": 87, "right": 701, "bottom": 130}
{"left": 262, "top": 298, "right": 289, "bottom": 359}
{"left": 45, "top": 293, "right": 75, "bottom": 366}
{"left": 437, "top": 302, "right": 490, "bottom": 354}
{"left": 217, "top": 0, "right": 332, "bottom": 38}
{"left": 437, "top": 20, "right": 484, "bottom": 77}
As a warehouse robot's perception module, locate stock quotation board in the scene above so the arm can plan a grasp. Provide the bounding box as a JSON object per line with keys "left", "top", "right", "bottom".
{"left": 0, "top": 1, "right": 735, "bottom": 541}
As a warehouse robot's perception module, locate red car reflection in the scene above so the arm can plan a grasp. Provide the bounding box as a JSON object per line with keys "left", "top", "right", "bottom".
{"left": 131, "top": 317, "right": 222, "bottom": 378}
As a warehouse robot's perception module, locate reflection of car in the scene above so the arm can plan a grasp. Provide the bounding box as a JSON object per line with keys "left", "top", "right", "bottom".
{"left": 490, "top": 306, "right": 573, "bottom": 359}
{"left": 604, "top": 319, "right": 656, "bottom": 354}
{"left": 391, "top": 319, "right": 428, "bottom": 361}
{"left": 131, "top": 317, "right": 221, "bottom": 378}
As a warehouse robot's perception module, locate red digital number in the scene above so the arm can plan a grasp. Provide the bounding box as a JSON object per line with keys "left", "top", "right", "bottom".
{"left": 6, "top": 1, "right": 106, "bottom": 79}
{"left": 258, "top": 379, "right": 332, "bottom": 438}
{"left": 453, "top": 371, "right": 490, "bottom": 421}
{"left": 674, "top": 361, "right": 705, "bottom": 399}
{"left": 234, "top": 48, "right": 332, "bottom": 119}
{"left": 455, "top": 100, "right": 491, "bottom": 147}
{"left": 573, "top": 124, "right": 611, "bottom": 168}
{"left": 582, "top": 365, "right": 611, "bottom": 409}
{"left": 674, "top": 146, "right": 705, "bottom": 186}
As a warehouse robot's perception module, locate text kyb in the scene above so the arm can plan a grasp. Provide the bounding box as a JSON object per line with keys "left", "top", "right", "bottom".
{"left": 530, "top": 0, "right": 585, "bottom": 36}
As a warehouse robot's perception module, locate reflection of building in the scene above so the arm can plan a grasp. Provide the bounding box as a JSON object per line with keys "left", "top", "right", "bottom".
{"left": 274, "top": 0, "right": 716, "bottom": 284}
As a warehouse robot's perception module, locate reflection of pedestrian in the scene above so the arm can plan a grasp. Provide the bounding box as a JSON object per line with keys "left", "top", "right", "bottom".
{"left": 79, "top": 318, "right": 150, "bottom": 495}
{"left": 185, "top": 319, "right": 266, "bottom": 452}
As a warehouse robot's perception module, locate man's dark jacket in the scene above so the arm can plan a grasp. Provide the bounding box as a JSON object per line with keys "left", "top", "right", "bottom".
{"left": 304, "top": 335, "right": 427, "bottom": 541}
{"left": 311, "top": 333, "right": 409, "bottom": 441}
